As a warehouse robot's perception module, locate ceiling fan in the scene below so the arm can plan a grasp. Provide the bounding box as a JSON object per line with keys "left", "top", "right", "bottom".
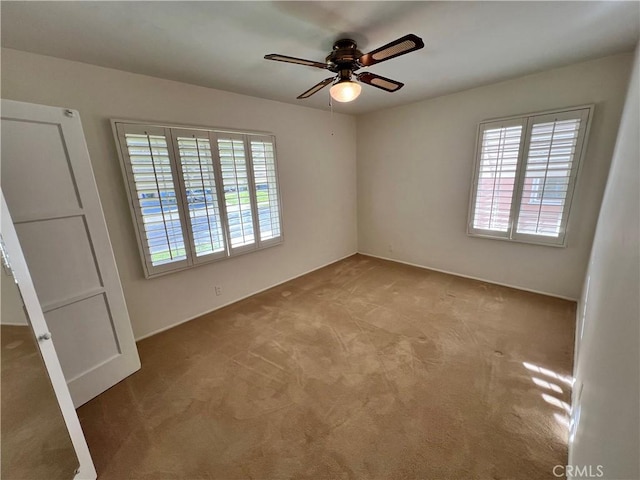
{"left": 264, "top": 34, "right": 424, "bottom": 103}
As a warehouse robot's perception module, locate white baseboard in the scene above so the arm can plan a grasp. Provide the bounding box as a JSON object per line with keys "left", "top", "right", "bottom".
{"left": 358, "top": 251, "right": 578, "bottom": 302}
{"left": 135, "top": 251, "right": 358, "bottom": 342}
{"left": 136, "top": 249, "right": 576, "bottom": 342}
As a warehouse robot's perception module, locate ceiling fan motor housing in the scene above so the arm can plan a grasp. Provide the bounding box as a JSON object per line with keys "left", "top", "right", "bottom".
{"left": 326, "top": 39, "right": 363, "bottom": 73}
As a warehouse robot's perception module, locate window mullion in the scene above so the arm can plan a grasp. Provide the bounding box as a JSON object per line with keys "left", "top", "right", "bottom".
{"left": 243, "top": 135, "right": 262, "bottom": 249}
{"left": 209, "top": 132, "right": 232, "bottom": 256}
{"left": 508, "top": 117, "right": 532, "bottom": 240}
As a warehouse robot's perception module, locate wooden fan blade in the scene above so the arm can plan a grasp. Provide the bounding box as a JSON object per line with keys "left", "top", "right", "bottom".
{"left": 357, "top": 72, "right": 404, "bottom": 92}
{"left": 358, "top": 34, "right": 424, "bottom": 67}
{"left": 297, "top": 77, "right": 335, "bottom": 99}
{"left": 264, "top": 54, "right": 328, "bottom": 69}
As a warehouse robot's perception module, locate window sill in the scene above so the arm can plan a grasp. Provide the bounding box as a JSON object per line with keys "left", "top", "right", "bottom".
{"left": 466, "top": 230, "right": 567, "bottom": 248}
{"left": 143, "top": 238, "right": 284, "bottom": 279}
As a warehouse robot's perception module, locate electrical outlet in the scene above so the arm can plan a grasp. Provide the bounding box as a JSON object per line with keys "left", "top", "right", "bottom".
{"left": 215, "top": 286, "right": 222, "bottom": 296}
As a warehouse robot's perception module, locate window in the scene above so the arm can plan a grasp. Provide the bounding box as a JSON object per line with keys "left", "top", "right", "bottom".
{"left": 113, "top": 122, "right": 282, "bottom": 277}
{"left": 468, "top": 106, "right": 592, "bottom": 246}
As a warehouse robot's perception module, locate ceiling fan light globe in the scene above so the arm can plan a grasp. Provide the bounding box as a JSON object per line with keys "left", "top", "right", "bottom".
{"left": 330, "top": 81, "right": 362, "bottom": 102}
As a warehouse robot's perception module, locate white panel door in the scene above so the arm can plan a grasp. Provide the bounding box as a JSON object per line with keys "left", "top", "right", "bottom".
{"left": 1, "top": 99, "right": 140, "bottom": 407}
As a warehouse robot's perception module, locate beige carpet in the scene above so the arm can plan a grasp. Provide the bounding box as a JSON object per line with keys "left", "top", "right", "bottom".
{"left": 78, "top": 254, "right": 575, "bottom": 479}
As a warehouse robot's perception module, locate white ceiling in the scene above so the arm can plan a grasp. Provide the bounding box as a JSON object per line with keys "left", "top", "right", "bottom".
{"left": 2, "top": 1, "right": 639, "bottom": 115}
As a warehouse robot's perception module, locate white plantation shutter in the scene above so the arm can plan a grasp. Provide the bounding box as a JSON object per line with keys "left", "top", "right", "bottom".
{"left": 216, "top": 134, "right": 257, "bottom": 252}
{"left": 514, "top": 109, "right": 590, "bottom": 244}
{"left": 468, "top": 106, "right": 592, "bottom": 246}
{"left": 470, "top": 120, "right": 524, "bottom": 235}
{"left": 249, "top": 136, "right": 282, "bottom": 244}
{"left": 116, "top": 124, "right": 190, "bottom": 275}
{"left": 114, "top": 122, "right": 283, "bottom": 278}
{"left": 171, "top": 130, "right": 227, "bottom": 262}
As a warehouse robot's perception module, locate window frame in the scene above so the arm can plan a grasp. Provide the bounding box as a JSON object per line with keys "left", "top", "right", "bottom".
{"left": 112, "top": 119, "right": 284, "bottom": 278}
{"left": 467, "top": 105, "right": 593, "bottom": 247}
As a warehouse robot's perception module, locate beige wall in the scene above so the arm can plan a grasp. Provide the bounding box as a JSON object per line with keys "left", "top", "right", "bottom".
{"left": 1, "top": 48, "right": 358, "bottom": 339}
{"left": 570, "top": 44, "right": 639, "bottom": 479}
{"left": 357, "top": 53, "right": 633, "bottom": 299}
